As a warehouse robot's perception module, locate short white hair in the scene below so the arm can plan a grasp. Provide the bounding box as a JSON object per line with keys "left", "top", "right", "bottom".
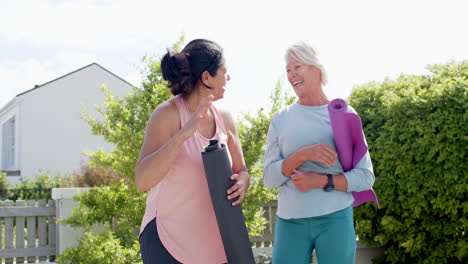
{"left": 285, "top": 41, "right": 328, "bottom": 86}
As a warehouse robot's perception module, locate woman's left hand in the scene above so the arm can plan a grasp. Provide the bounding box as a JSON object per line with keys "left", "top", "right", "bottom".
{"left": 227, "top": 171, "right": 251, "bottom": 206}
{"left": 291, "top": 169, "right": 322, "bottom": 192}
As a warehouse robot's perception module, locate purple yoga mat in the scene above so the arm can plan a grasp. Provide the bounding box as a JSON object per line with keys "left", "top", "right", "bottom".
{"left": 328, "top": 98, "right": 380, "bottom": 208}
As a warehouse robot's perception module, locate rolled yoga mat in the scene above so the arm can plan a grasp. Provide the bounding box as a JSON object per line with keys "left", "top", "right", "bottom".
{"left": 201, "top": 139, "right": 255, "bottom": 264}
{"left": 328, "top": 98, "right": 380, "bottom": 208}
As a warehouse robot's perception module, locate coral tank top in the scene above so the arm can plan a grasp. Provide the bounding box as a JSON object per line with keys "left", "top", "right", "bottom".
{"left": 139, "top": 94, "right": 229, "bottom": 263}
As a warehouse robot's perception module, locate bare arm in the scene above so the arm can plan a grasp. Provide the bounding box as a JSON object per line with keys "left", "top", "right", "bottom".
{"left": 220, "top": 110, "right": 250, "bottom": 206}
{"left": 281, "top": 150, "right": 306, "bottom": 177}
{"left": 135, "top": 95, "right": 213, "bottom": 192}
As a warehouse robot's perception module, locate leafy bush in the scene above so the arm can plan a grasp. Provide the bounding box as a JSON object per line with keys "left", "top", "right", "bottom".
{"left": 57, "top": 231, "right": 141, "bottom": 264}
{"left": 82, "top": 49, "right": 173, "bottom": 180}
{"left": 2, "top": 164, "right": 123, "bottom": 201}
{"left": 71, "top": 164, "right": 126, "bottom": 187}
{"left": 350, "top": 61, "right": 467, "bottom": 263}
{"left": 0, "top": 172, "right": 10, "bottom": 199}
{"left": 60, "top": 181, "right": 145, "bottom": 247}
{"left": 57, "top": 181, "right": 145, "bottom": 264}
{"left": 58, "top": 37, "right": 178, "bottom": 264}
{"left": 238, "top": 80, "right": 295, "bottom": 235}
{"left": 7, "top": 171, "right": 72, "bottom": 200}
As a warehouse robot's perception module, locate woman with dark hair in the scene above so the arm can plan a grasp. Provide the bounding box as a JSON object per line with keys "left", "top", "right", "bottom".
{"left": 135, "top": 39, "right": 251, "bottom": 264}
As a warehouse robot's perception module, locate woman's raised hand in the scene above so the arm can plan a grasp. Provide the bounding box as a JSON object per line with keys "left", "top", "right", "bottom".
{"left": 179, "top": 94, "right": 214, "bottom": 139}
{"left": 300, "top": 144, "right": 337, "bottom": 167}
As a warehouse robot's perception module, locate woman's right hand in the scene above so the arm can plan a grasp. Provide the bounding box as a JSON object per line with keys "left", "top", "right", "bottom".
{"left": 135, "top": 94, "right": 214, "bottom": 191}
{"left": 299, "top": 144, "right": 337, "bottom": 166}
{"left": 179, "top": 94, "right": 214, "bottom": 139}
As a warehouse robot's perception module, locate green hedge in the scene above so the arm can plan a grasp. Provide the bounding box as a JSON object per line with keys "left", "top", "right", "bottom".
{"left": 0, "top": 172, "right": 9, "bottom": 199}
{"left": 349, "top": 61, "right": 467, "bottom": 263}
{"left": 0, "top": 172, "right": 71, "bottom": 200}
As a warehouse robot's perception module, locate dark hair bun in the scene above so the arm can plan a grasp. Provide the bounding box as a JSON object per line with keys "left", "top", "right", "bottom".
{"left": 161, "top": 50, "right": 195, "bottom": 95}
{"left": 161, "top": 39, "right": 224, "bottom": 96}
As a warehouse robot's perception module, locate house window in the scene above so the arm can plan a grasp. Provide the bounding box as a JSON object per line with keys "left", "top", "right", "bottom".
{"left": 2, "top": 117, "right": 15, "bottom": 170}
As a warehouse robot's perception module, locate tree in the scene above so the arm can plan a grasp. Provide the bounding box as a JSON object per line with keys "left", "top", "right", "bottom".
{"left": 350, "top": 61, "right": 467, "bottom": 264}
{"left": 82, "top": 45, "right": 174, "bottom": 179}
{"left": 237, "top": 80, "right": 295, "bottom": 235}
{"left": 59, "top": 36, "right": 182, "bottom": 264}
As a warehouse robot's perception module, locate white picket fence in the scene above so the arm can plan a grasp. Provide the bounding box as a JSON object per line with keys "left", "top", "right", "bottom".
{"left": 1, "top": 189, "right": 383, "bottom": 264}
{"left": 0, "top": 200, "right": 56, "bottom": 264}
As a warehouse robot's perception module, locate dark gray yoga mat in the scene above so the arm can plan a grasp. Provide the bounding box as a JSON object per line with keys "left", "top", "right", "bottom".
{"left": 201, "top": 139, "right": 255, "bottom": 264}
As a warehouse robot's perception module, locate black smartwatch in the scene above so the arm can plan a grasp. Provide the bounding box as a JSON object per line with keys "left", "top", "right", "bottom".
{"left": 324, "top": 174, "right": 334, "bottom": 192}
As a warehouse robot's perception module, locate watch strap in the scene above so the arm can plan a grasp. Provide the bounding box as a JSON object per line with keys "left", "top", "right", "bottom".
{"left": 324, "top": 174, "right": 334, "bottom": 192}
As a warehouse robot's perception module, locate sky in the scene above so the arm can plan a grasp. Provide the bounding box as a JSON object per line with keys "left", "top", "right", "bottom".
{"left": 1, "top": 0, "right": 467, "bottom": 118}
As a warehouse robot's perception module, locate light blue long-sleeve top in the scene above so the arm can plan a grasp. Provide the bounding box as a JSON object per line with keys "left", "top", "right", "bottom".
{"left": 263, "top": 102, "right": 375, "bottom": 219}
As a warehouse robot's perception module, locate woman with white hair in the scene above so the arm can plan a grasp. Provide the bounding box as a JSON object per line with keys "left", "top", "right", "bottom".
{"left": 263, "top": 42, "right": 375, "bottom": 264}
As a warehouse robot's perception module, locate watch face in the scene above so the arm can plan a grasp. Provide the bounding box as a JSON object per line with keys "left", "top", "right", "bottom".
{"left": 324, "top": 185, "right": 334, "bottom": 192}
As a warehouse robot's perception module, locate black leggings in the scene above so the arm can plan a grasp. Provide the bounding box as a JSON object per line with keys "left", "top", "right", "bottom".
{"left": 139, "top": 218, "right": 182, "bottom": 264}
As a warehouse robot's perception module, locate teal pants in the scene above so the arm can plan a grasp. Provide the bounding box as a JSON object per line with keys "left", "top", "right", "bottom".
{"left": 273, "top": 206, "right": 356, "bottom": 264}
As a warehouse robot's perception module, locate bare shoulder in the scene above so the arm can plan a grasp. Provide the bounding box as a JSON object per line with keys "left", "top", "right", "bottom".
{"left": 218, "top": 108, "right": 236, "bottom": 131}
{"left": 137, "top": 98, "right": 181, "bottom": 164}
{"left": 147, "top": 98, "right": 180, "bottom": 133}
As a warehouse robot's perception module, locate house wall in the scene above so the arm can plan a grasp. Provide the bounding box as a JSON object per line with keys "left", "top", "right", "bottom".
{"left": 14, "top": 64, "right": 132, "bottom": 180}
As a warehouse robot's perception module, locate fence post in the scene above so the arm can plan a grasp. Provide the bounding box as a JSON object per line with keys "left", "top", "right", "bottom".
{"left": 52, "top": 188, "right": 90, "bottom": 256}
{"left": 4, "top": 200, "right": 14, "bottom": 264}
{"left": 356, "top": 241, "right": 384, "bottom": 264}
{"left": 15, "top": 200, "right": 25, "bottom": 264}
{"left": 51, "top": 188, "right": 106, "bottom": 256}
{"left": 26, "top": 200, "right": 36, "bottom": 263}
{"left": 48, "top": 200, "right": 57, "bottom": 262}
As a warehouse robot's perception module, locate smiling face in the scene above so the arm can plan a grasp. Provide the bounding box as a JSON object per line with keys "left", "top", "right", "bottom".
{"left": 203, "top": 59, "right": 230, "bottom": 100}
{"left": 286, "top": 55, "right": 322, "bottom": 97}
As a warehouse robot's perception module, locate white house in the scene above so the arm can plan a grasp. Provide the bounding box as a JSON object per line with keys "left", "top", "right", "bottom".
{"left": 0, "top": 63, "right": 133, "bottom": 184}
